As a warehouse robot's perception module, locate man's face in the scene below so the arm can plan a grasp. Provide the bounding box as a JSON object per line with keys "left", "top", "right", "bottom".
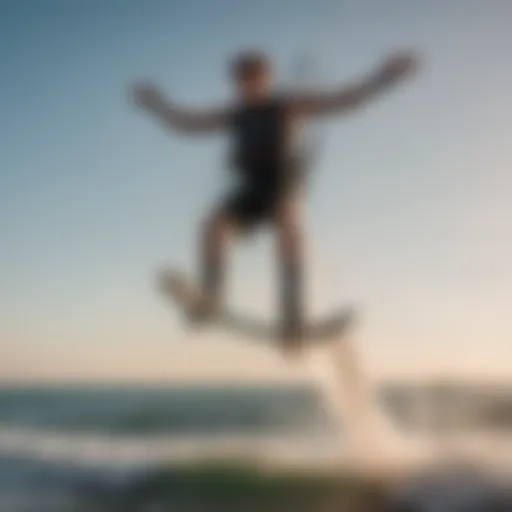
{"left": 235, "top": 68, "right": 272, "bottom": 102}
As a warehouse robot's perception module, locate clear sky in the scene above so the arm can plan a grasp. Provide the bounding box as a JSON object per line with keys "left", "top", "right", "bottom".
{"left": 2, "top": 0, "right": 512, "bottom": 382}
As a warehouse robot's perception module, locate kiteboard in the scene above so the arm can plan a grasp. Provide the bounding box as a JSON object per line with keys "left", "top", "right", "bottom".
{"left": 157, "top": 269, "right": 355, "bottom": 349}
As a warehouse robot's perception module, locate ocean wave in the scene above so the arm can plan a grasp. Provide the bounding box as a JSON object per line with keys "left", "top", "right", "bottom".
{"left": 0, "top": 425, "right": 348, "bottom": 470}
{"left": 0, "top": 385, "right": 336, "bottom": 436}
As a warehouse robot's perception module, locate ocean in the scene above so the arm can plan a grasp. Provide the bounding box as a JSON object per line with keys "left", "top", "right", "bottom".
{"left": 0, "top": 384, "right": 338, "bottom": 438}
{"left": 0, "top": 383, "right": 345, "bottom": 511}
{"left": 0, "top": 382, "right": 510, "bottom": 511}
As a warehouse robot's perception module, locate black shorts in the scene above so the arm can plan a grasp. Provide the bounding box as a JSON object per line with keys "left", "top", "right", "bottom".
{"left": 222, "top": 185, "right": 283, "bottom": 229}
{"left": 223, "top": 162, "right": 305, "bottom": 228}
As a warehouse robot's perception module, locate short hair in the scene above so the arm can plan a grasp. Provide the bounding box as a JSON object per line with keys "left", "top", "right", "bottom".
{"left": 230, "top": 50, "right": 271, "bottom": 80}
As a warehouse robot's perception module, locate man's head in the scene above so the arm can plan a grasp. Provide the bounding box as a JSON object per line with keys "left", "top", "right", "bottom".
{"left": 230, "top": 51, "right": 272, "bottom": 102}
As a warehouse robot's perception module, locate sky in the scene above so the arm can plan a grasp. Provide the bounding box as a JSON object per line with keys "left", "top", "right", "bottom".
{"left": 1, "top": 0, "right": 512, "bottom": 382}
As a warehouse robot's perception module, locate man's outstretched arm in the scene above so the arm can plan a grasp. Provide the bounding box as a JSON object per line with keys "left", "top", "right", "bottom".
{"left": 294, "top": 53, "right": 419, "bottom": 118}
{"left": 132, "top": 83, "right": 231, "bottom": 135}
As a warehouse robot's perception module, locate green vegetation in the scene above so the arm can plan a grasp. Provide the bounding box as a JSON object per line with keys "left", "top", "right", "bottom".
{"left": 119, "top": 459, "right": 393, "bottom": 511}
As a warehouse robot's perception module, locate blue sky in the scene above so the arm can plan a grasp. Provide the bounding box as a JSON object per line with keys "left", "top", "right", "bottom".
{"left": 2, "top": 0, "right": 512, "bottom": 380}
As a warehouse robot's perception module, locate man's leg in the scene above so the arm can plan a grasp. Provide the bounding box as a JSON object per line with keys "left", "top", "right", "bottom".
{"left": 274, "top": 190, "right": 305, "bottom": 349}
{"left": 196, "top": 185, "right": 264, "bottom": 321}
{"left": 194, "top": 206, "right": 236, "bottom": 321}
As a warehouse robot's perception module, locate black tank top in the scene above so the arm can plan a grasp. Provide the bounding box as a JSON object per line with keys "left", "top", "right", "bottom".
{"left": 229, "top": 96, "right": 304, "bottom": 190}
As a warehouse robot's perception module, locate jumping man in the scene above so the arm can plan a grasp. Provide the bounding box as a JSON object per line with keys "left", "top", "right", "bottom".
{"left": 132, "top": 50, "right": 419, "bottom": 352}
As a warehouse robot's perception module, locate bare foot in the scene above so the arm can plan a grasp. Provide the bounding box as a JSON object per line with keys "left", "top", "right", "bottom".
{"left": 157, "top": 270, "right": 218, "bottom": 324}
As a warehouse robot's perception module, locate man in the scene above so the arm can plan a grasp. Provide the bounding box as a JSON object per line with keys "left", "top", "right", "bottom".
{"left": 132, "top": 50, "right": 418, "bottom": 352}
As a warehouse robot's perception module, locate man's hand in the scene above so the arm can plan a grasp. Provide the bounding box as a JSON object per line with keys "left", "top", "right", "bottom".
{"left": 375, "top": 52, "right": 419, "bottom": 85}
{"left": 132, "top": 82, "right": 168, "bottom": 112}
{"left": 131, "top": 81, "right": 230, "bottom": 134}
{"left": 293, "top": 51, "right": 420, "bottom": 118}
